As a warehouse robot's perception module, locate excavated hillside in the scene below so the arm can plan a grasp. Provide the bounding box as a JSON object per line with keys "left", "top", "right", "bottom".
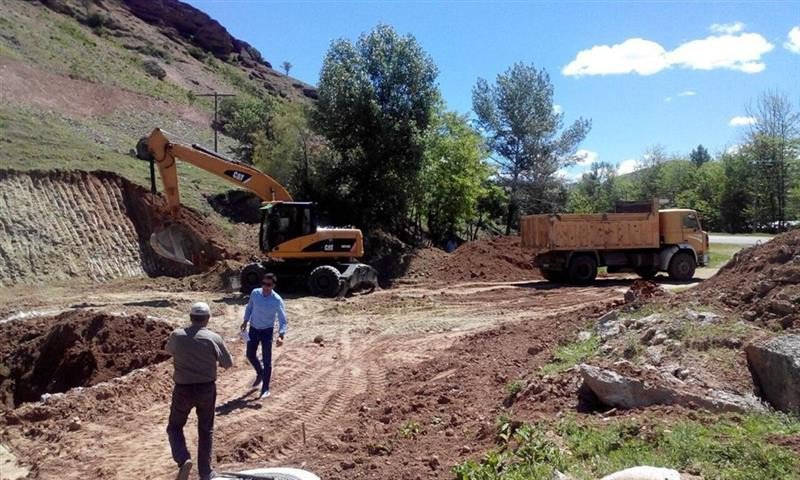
{"left": 0, "top": 169, "right": 243, "bottom": 286}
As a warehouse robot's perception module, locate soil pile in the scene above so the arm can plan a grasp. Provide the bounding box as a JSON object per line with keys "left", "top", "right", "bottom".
{"left": 404, "top": 236, "right": 540, "bottom": 283}
{"left": 689, "top": 230, "right": 800, "bottom": 329}
{"left": 0, "top": 310, "right": 172, "bottom": 409}
{"left": 0, "top": 170, "right": 245, "bottom": 287}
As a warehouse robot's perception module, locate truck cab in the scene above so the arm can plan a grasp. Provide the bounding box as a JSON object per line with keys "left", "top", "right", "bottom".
{"left": 659, "top": 209, "right": 710, "bottom": 268}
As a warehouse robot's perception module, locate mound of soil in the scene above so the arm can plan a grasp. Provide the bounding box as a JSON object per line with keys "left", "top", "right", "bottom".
{"left": 689, "top": 230, "right": 800, "bottom": 329}
{"left": 0, "top": 170, "right": 247, "bottom": 287}
{"left": 0, "top": 310, "right": 173, "bottom": 409}
{"left": 404, "top": 236, "right": 540, "bottom": 283}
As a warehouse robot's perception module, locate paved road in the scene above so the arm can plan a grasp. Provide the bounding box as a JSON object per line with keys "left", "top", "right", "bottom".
{"left": 709, "top": 234, "right": 773, "bottom": 246}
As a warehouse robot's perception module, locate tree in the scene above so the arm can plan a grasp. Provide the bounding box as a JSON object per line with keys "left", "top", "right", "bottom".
{"left": 719, "top": 150, "right": 753, "bottom": 233}
{"left": 658, "top": 159, "right": 697, "bottom": 207}
{"left": 414, "top": 109, "right": 489, "bottom": 245}
{"left": 744, "top": 90, "right": 800, "bottom": 231}
{"left": 314, "top": 24, "right": 439, "bottom": 233}
{"left": 567, "top": 161, "right": 619, "bottom": 213}
{"left": 629, "top": 145, "right": 668, "bottom": 201}
{"left": 690, "top": 144, "right": 711, "bottom": 167}
{"left": 472, "top": 62, "right": 591, "bottom": 233}
{"left": 281, "top": 61, "right": 292, "bottom": 75}
{"left": 217, "top": 96, "right": 275, "bottom": 163}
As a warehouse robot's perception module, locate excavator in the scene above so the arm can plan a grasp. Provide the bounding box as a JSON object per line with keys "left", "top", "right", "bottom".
{"left": 139, "top": 128, "right": 378, "bottom": 297}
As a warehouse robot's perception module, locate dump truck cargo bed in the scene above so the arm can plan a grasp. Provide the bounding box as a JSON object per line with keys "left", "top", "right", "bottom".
{"left": 520, "top": 210, "right": 660, "bottom": 252}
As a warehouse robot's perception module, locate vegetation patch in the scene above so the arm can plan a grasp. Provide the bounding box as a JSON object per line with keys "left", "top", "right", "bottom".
{"left": 540, "top": 335, "right": 600, "bottom": 375}
{"left": 454, "top": 413, "right": 800, "bottom": 480}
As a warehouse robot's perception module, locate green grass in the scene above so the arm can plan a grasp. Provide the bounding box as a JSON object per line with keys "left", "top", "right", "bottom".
{"left": 0, "top": 103, "right": 241, "bottom": 215}
{"left": 540, "top": 335, "right": 600, "bottom": 375}
{"left": 453, "top": 413, "right": 800, "bottom": 480}
{"left": 708, "top": 243, "right": 745, "bottom": 268}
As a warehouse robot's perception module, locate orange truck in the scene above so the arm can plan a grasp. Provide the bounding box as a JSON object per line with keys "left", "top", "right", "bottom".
{"left": 520, "top": 200, "right": 709, "bottom": 283}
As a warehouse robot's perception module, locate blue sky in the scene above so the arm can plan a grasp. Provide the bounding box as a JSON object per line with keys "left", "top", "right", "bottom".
{"left": 186, "top": 0, "right": 800, "bottom": 179}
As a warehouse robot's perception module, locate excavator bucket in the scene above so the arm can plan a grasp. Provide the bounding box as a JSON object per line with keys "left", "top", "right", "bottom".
{"left": 149, "top": 224, "right": 194, "bottom": 265}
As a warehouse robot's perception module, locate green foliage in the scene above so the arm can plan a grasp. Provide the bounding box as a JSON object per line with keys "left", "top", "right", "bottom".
{"left": 398, "top": 420, "right": 423, "bottom": 439}
{"left": 472, "top": 62, "right": 591, "bottom": 232}
{"left": 313, "top": 24, "right": 439, "bottom": 232}
{"left": 567, "top": 161, "right": 620, "bottom": 213}
{"left": 218, "top": 96, "right": 276, "bottom": 163}
{"left": 187, "top": 45, "right": 208, "bottom": 62}
{"left": 505, "top": 380, "right": 524, "bottom": 397}
{"left": 720, "top": 151, "right": 755, "bottom": 232}
{"left": 541, "top": 335, "right": 600, "bottom": 375}
{"left": 707, "top": 242, "right": 743, "bottom": 268}
{"left": 413, "top": 108, "right": 490, "bottom": 244}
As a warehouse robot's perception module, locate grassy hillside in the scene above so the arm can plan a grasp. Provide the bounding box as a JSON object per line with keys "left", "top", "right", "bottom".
{"left": 0, "top": 0, "right": 305, "bottom": 215}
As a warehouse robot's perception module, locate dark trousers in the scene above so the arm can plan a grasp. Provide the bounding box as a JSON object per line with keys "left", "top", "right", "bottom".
{"left": 166, "top": 382, "right": 216, "bottom": 478}
{"left": 246, "top": 327, "right": 274, "bottom": 392}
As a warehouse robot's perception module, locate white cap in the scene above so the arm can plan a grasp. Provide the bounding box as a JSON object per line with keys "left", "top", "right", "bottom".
{"left": 190, "top": 302, "right": 211, "bottom": 316}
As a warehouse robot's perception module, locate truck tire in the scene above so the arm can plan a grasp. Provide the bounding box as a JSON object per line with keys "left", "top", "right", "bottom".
{"left": 635, "top": 267, "right": 658, "bottom": 280}
{"left": 240, "top": 263, "right": 266, "bottom": 294}
{"left": 540, "top": 268, "right": 563, "bottom": 283}
{"left": 668, "top": 251, "right": 696, "bottom": 281}
{"left": 568, "top": 255, "right": 598, "bottom": 284}
{"left": 308, "top": 265, "right": 342, "bottom": 297}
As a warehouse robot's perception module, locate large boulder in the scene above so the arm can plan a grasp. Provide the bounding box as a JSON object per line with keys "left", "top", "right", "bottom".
{"left": 580, "top": 364, "right": 763, "bottom": 413}
{"left": 746, "top": 334, "right": 800, "bottom": 414}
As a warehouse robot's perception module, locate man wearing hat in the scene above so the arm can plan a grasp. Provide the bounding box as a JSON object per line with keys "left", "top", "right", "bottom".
{"left": 165, "top": 301, "right": 233, "bottom": 480}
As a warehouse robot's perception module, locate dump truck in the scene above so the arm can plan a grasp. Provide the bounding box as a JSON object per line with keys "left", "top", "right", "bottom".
{"left": 520, "top": 200, "right": 709, "bottom": 283}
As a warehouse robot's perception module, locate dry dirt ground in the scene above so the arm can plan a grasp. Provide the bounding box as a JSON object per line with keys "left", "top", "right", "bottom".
{"left": 0, "top": 275, "right": 628, "bottom": 479}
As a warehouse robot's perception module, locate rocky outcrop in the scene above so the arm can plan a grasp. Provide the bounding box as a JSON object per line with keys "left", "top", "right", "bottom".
{"left": 580, "top": 363, "right": 764, "bottom": 413}
{"left": 746, "top": 334, "right": 800, "bottom": 414}
{"left": 123, "top": 0, "right": 270, "bottom": 67}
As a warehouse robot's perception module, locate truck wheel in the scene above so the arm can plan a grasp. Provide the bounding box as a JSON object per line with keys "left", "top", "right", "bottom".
{"left": 540, "top": 268, "right": 563, "bottom": 283}
{"left": 635, "top": 267, "right": 658, "bottom": 280}
{"left": 308, "top": 265, "right": 341, "bottom": 297}
{"left": 568, "top": 255, "right": 598, "bottom": 284}
{"left": 240, "top": 263, "right": 265, "bottom": 294}
{"left": 668, "top": 251, "right": 696, "bottom": 281}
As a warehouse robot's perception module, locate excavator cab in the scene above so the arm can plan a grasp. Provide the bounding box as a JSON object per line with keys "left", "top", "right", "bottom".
{"left": 260, "top": 202, "right": 317, "bottom": 253}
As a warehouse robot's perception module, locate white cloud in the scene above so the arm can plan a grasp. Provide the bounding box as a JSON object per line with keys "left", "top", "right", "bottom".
{"left": 575, "top": 149, "right": 598, "bottom": 166}
{"left": 667, "top": 33, "right": 773, "bottom": 73}
{"left": 785, "top": 26, "right": 800, "bottom": 54}
{"left": 563, "top": 29, "right": 773, "bottom": 77}
{"left": 710, "top": 22, "right": 745, "bottom": 34}
{"left": 617, "top": 159, "right": 638, "bottom": 175}
{"left": 562, "top": 38, "right": 668, "bottom": 76}
{"left": 729, "top": 116, "right": 757, "bottom": 127}
{"left": 553, "top": 104, "right": 563, "bottom": 114}
{"left": 678, "top": 90, "right": 696, "bottom": 96}
{"left": 726, "top": 144, "right": 741, "bottom": 154}
{"left": 664, "top": 97, "right": 672, "bottom": 102}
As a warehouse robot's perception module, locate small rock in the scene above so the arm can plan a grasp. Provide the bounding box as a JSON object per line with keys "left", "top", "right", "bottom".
{"left": 650, "top": 332, "right": 668, "bottom": 346}
{"left": 427, "top": 455, "right": 440, "bottom": 469}
{"left": 578, "top": 331, "right": 593, "bottom": 341}
{"left": 743, "top": 310, "right": 758, "bottom": 322}
{"left": 673, "top": 368, "right": 690, "bottom": 380}
{"left": 769, "top": 300, "right": 795, "bottom": 316}
{"left": 340, "top": 461, "right": 355, "bottom": 470}
{"left": 313, "top": 335, "right": 324, "bottom": 344}
{"left": 67, "top": 417, "right": 81, "bottom": 431}
{"left": 527, "top": 345, "right": 542, "bottom": 355}
{"left": 437, "top": 395, "right": 451, "bottom": 404}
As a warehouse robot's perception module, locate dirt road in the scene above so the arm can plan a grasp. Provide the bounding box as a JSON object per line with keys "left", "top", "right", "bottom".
{"left": 0, "top": 278, "right": 626, "bottom": 479}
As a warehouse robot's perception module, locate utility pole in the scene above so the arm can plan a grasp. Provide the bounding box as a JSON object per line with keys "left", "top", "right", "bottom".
{"left": 195, "top": 91, "right": 235, "bottom": 152}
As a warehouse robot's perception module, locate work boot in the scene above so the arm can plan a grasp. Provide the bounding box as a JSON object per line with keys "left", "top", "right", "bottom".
{"left": 175, "top": 459, "right": 192, "bottom": 480}
{"left": 251, "top": 374, "right": 262, "bottom": 388}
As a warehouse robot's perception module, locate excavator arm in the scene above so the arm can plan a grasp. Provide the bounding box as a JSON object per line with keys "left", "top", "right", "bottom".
{"left": 143, "top": 128, "right": 293, "bottom": 265}
{"left": 146, "top": 128, "right": 292, "bottom": 213}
